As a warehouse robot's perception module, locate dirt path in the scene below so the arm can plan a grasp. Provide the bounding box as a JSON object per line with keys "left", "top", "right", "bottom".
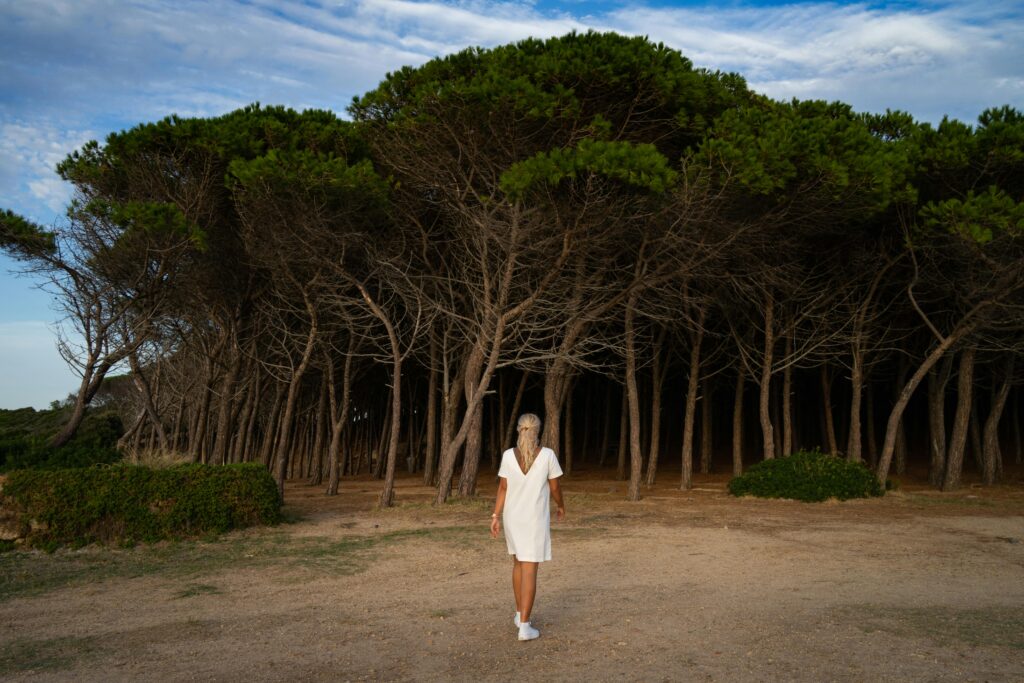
{"left": 2, "top": 474, "right": 1024, "bottom": 681}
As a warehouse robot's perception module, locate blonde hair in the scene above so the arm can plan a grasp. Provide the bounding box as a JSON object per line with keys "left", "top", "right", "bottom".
{"left": 516, "top": 413, "right": 542, "bottom": 471}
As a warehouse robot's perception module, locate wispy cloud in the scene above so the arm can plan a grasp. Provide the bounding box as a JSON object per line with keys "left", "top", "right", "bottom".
{"left": 2, "top": 0, "right": 1021, "bottom": 406}
{"left": 1, "top": 0, "right": 1022, "bottom": 241}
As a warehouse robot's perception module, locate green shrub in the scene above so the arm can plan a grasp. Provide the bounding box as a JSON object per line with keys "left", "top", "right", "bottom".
{"left": 728, "top": 449, "right": 884, "bottom": 502}
{"left": 1, "top": 463, "right": 282, "bottom": 547}
{"left": 0, "top": 407, "right": 124, "bottom": 472}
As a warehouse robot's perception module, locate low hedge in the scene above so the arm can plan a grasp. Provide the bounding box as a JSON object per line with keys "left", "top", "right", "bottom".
{"left": 0, "top": 463, "right": 282, "bottom": 548}
{"left": 728, "top": 449, "right": 884, "bottom": 502}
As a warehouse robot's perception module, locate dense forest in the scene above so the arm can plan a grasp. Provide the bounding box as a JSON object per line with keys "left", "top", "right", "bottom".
{"left": 2, "top": 32, "right": 1022, "bottom": 504}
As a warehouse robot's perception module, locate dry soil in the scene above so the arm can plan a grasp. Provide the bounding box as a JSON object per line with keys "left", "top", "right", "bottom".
{"left": 2, "top": 471, "right": 1024, "bottom": 682}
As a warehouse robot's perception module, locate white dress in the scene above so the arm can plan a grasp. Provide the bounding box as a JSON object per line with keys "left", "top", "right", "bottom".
{"left": 498, "top": 446, "right": 563, "bottom": 562}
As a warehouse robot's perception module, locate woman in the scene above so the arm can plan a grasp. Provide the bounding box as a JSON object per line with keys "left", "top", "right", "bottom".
{"left": 490, "top": 413, "right": 566, "bottom": 641}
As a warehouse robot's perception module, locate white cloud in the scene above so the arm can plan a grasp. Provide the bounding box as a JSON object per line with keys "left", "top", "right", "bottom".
{"left": 0, "top": 0, "right": 1021, "bottom": 407}
{"left": 0, "top": 121, "right": 93, "bottom": 222}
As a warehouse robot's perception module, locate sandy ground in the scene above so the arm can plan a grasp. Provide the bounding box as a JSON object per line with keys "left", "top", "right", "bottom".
{"left": 2, "top": 470, "right": 1024, "bottom": 682}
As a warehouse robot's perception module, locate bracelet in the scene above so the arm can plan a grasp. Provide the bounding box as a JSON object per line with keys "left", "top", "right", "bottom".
{"left": 491, "top": 513, "right": 498, "bottom": 518}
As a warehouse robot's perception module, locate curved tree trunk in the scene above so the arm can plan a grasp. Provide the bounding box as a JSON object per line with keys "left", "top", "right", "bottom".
{"left": 273, "top": 302, "right": 319, "bottom": 499}
{"left": 927, "top": 356, "right": 952, "bottom": 487}
{"left": 128, "top": 351, "right": 169, "bottom": 452}
{"left": 982, "top": 356, "right": 1014, "bottom": 485}
{"left": 877, "top": 313, "right": 982, "bottom": 485}
{"left": 943, "top": 348, "right": 976, "bottom": 491}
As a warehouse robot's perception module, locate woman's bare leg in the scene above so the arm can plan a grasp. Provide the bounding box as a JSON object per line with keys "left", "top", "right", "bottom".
{"left": 512, "top": 557, "right": 523, "bottom": 614}
{"left": 519, "top": 561, "right": 538, "bottom": 622}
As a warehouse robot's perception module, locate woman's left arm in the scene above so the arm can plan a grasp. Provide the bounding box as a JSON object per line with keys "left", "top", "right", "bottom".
{"left": 549, "top": 477, "right": 565, "bottom": 521}
{"left": 490, "top": 478, "right": 508, "bottom": 538}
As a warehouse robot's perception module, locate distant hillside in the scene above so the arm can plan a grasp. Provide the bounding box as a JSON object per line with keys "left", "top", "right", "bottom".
{"left": 0, "top": 405, "right": 124, "bottom": 471}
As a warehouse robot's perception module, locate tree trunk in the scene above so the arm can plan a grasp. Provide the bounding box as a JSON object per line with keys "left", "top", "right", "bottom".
{"left": 210, "top": 343, "right": 241, "bottom": 465}
{"left": 580, "top": 380, "right": 592, "bottom": 468}
{"left": 260, "top": 385, "right": 283, "bottom": 467}
{"left": 876, "top": 314, "right": 981, "bottom": 484}
{"left": 943, "top": 348, "right": 976, "bottom": 491}
{"left": 820, "top": 366, "right": 838, "bottom": 455}
{"left": 982, "top": 357, "right": 1014, "bottom": 484}
{"left": 190, "top": 380, "right": 213, "bottom": 463}
{"left": 865, "top": 382, "right": 878, "bottom": 469}
{"left": 128, "top": 352, "right": 169, "bottom": 452}
{"left": 542, "top": 362, "right": 573, "bottom": 452}
{"left": 732, "top": 367, "right": 744, "bottom": 476}
{"left": 422, "top": 336, "right": 440, "bottom": 486}
{"left": 171, "top": 391, "right": 186, "bottom": 452}
{"left": 616, "top": 389, "right": 628, "bottom": 480}
{"left": 679, "top": 322, "right": 705, "bottom": 490}
{"left": 233, "top": 375, "right": 259, "bottom": 464}
{"left": 1013, "top": 390, "right": 1022, "bottom": 466}
{"left": 759, "top": 297, "right": 776, "bottom": 460}
{"left": 49, "top": 345, "right": 123, "bottom": 447}
{"left": 502, "top": 371, "right": 529, "bottom": 454}
{"left": 434, "top": 347, "right": 475, "bottom": 502}
{"left": 309, "top": 376, "right": 329, "bottom": 485}
{"left": 625, "top": 294, "right": 644, "bottom": 501}
{"left": 563, "top": 379, "right": 575, "bottom": 475}
{"left": 373, "top": 401, "right": 392, "bottom": 479}
{"left": 379, "top": 357, "right": 403, "bottom": 506}
{"left": 700, "top": 376, "right": 713, "bottom": 475}
{"left": 927, "top": 356, "right": 952, "bottom": 487}
{"left": 457, "top": 345, "right": 486, "bottom": 498}
{"left": 326, "top": 340, "right": 355, "bottom": 496}
{"left": 599, "top": 383, "right": 613, "bottom": 467}
{"left": 644, "top": 329, "right": 667, "bottom": 486}
{"left": 847, "top": 348, "right": 864, "bottom": 462}
{"left": 272, "top": 317, "right": 319, "bottom": 499}
{"left": 969, "top": 399, "right": 983, "bottom": 474}
{"left": 894, "top": 358, "right": 909, "bottom": 477}
{"left": 782, "top": 336, "right": 793, "bottom": 457}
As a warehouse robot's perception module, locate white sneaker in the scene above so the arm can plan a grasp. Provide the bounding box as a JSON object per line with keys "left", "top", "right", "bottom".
{"left": 518, "top": 622, "right": 540, "bottom": 641}
{"left": 514, "top": 612, "right": 521, "bottom": 627}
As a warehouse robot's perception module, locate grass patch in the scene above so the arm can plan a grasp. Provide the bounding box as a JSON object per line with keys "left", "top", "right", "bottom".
{"left": 551, "top": 526, "right": 608, "bottom": 540}
{"left": 903, "top": 494, "right": 997, "bottom": 508}
{"left": 173, "top": 583, "right": 221, "bottom": 599}
{"left": 431, "top": 608, "right": 455, "bottom": 619}
{"left": 0, "top": 525, "right": 479, "bottom": 603}
{"left": 841, "top": 604, "right": 1024, "bottom": 649}
{"left": 0, "top": 635, "right": 102, "bottom": 675}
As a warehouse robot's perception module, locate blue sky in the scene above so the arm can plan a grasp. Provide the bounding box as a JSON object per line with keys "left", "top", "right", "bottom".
{"left": 1, "top": 0, "right": 1022, "bottom": 408}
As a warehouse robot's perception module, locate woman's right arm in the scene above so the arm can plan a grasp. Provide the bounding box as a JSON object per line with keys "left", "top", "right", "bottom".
{"left": 490, "top": 477, "right": 508, "bottom": 538}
